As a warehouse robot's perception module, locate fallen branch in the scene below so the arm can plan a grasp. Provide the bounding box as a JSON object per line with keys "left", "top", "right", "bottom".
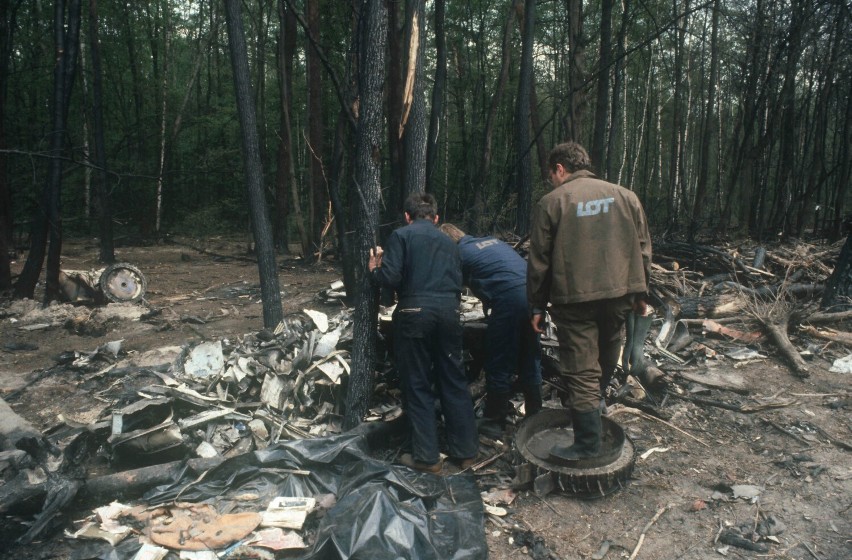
{"left": 804, "top": 422, "right": 852, "bottom": 452}
{"left": 798, "top": 325, "right": 852, "bottom": 346}
{"left": 666, "top": 392, "right": 797, "bottom": 413}
{"left": 804, "top": 309, "right": 852, "bottom": 324}
{"left": 758, "top": 316, "right": 810, "bottom": 378}
{"left": 608, "top": 406, "right": 708, "bottom": 447}
{"left": 628, "top": 503, "right": 673, "bottom": 560}
{"left": 761, "top": 418, "right": 812, "bottom": 447}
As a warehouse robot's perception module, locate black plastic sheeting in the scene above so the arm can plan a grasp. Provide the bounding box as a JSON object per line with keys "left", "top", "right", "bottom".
{"left": 72, "top": 422, "right": 487, "bottom": 560}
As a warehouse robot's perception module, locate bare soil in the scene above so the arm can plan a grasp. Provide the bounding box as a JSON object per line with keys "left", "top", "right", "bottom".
{"left": 1, "top": 238, "right": 850, "bottom": 559}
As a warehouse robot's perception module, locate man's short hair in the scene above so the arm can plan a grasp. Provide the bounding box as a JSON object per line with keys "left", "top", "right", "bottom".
{"left": 439, "top": 223, "right": 466, "bottom": 243}
{"left": 404, "top": 192, "right": 438, "bottom": 220}
{"left": 548, "top": 142, "right": 592, "bottom": 173}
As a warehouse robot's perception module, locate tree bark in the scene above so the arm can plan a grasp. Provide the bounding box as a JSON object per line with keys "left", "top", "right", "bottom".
{"left": 273, "top": 0, "right": 296, "bottom": 254}
{"left": 0, "top": 0, "right": 22, "bottom": 291}
{"left": 425, "top": 0, "right": 446, "bottom": 193}
{"left": 821, "top": 235, "right": 851, "bottom": 311}
{"left": 401, "top": 0, "right": 427, "bottom": 197}
{"left": 688, "top": 0, "right": 719, "bottom": 241}
{"left": 224, "top": 0, "right": 283, "bottom": 329}
{"left": 15, "top": 0, "right": 81, "bottom": 301}
{"left": 306, "top": 0, "right": 325, "bottom": 259}
{"left": 591, "top": 0, "right": 613, "bottom": 175}
{"left": 344, "top": 0, "right": 386, "bottom": 430}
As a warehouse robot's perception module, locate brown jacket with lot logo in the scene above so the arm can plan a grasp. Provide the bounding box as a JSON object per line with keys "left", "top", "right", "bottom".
{"left": 527, "top": 170, "right": 651, "bottom": 309}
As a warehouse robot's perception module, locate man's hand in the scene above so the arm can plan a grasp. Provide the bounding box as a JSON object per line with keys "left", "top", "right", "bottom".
{"left": 531, "top": 312, "right": 545, "bottom": 334}
{"left": 368, "top": 246, "right": 384, "bottom": 272}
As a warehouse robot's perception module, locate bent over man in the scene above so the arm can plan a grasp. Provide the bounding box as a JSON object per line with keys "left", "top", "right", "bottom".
{"left": 368, "top": 193, "right": 478, "bottom": 473}
{"left": 440, "top": 223, "right": 542, "bottom": 433}
{"left": 527, "top": 142, "right": 651, "bottom": 463}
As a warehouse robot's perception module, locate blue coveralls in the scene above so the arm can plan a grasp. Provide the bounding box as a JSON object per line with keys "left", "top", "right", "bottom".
{"left": 372, "top": 219, "right": 479, "bottom": 465}
{"left": 457, "top": 235, "right": 542, "bottom": 395}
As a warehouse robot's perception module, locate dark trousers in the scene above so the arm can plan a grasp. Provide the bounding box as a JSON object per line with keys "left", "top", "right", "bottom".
{"left": 485, "top": 287, "right": 542, "bottom": 394}
{"left": 549, "top": 295, "right": 633, "bottom": 412}
{"left": 394, "top": 304, "right": 478, "bottom": 464}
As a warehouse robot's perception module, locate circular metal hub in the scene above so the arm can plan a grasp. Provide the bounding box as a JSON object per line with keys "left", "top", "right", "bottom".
{"left": 99, "top": 263, "right": 147, "bottom": 303}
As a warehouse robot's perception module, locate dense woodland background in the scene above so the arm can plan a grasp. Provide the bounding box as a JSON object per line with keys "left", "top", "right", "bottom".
{"left": 0, "top": 0, "right": 849, "bottom": 300}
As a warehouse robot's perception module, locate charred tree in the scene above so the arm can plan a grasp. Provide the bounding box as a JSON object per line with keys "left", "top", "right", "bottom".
{"left": 0, "top": 0, "right": 22, "bottom": 291}
{"left": 224, "top": 0, "right": 283, "bottom": 329}
{"left": 15, "top": 0, "right": 81, "bottom": 302}
{"left": 344, "top": 0, "right": 386, "bottom": 430}
{"left": 384, "top": 0, "right": 403, "bottom": 225}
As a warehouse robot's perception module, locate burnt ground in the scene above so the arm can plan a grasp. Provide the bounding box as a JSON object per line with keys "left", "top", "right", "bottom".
{"left": 0, "top": 237, "right": 850, "bottom": 560}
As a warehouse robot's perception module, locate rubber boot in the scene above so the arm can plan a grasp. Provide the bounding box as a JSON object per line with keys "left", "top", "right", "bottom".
{"left": 549, "top": 409, "right": 602, "bottom": 463}
{"left": 478, "top": 391, "right": 511, "bottom": 438}
{"left": 522, "top": 384, "right": 542, "bottom": 417}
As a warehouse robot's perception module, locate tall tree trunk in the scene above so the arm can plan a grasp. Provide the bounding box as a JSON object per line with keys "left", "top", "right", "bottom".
{"left": 401, "top": 0, "right": 427, "bottom": 197}
{"left": 591, "top": 0, "right": 613, "bottom": 175}
{"left": 688, "top": 0, "right": 719, "bottom": 241}
{"left": 565, "top": 0, "right": 585, "bottom": 141}
{"left": 16, "top": 0, "right": 81, "bottom": 301}
{"left": 344, "top": 0, "right": 386, "bottom": 430}
{"left": 425, "top": 0, "right": 446, "bottom": 193}
{"left": 384, "top": 0, "right": 403, "bottom": 221}
{"left": 154, "top": 3, "right": 169, "bottom": 233}
{"left": 87, "top": 0, "right": 114, "bottom": 264}
{"left": 273, "top": 0, "right": 295, "bottom": 253}
{"left": 224, "top": 0, "right": 283, "bottom": 329}
{"left": 609, "top": 0, "right": 631, "bottom": 182}
{"left": 667, "top": 0, "right": 689, "bottom": 233}
{"left": 470, "top": 0, "right": 517, "bottom": 232}
{"left": 306, "top": 0, "right": 325, "bottom": 259}
{"left": 121, "top": 1, "right": 145, "bottom": 158}
{"left": 0, "top": 0, "right": 22, "bottom": 291}
{"left": 515, "top": 0, "right": 535, "bottom": 235}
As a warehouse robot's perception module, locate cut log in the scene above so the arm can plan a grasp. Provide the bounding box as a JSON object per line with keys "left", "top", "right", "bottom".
{"left": 759, "top": 317, "right": 810, "bottom": 378}
{"left": 677, "top": 293, "right": 747, "bottom": 319}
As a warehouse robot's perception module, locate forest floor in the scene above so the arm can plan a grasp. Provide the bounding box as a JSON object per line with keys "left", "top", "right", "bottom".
{"left": 0, "top": 236, "right": 850, "bottom": 560}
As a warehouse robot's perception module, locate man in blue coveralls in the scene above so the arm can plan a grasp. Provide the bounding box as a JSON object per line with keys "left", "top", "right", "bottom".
{"left": 440, "top": 223, "right": 542, "bottom": 434}
{"left": 369, "top": 194, "right": 479, "bottom": 473}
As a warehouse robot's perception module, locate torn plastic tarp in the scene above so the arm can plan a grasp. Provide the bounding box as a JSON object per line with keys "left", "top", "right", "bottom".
{"left": 75, "top": 422, "right": 486, "bottom": 560}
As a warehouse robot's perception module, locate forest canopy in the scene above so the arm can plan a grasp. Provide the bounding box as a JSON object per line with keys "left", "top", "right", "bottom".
{"left": 0, "top": 0, "right": 849, "bottom": 267}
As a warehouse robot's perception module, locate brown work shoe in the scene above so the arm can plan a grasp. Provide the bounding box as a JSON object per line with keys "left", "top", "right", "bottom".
{"left": 398, "top": 453, "right": 442, "bottom": 474}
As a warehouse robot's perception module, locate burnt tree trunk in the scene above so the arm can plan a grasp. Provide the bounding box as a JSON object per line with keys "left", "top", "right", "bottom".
{"left": 424, "top": 0, "right": 445, "bottom": 193}
{"left": 273, "top": 0, "right": 296, "bottom": 254}
{"left": 15, "top": 0, "right": 81, "bottom": 301}
{"left": 344, "top": 0, "right": 386, "bottom": 430}
{"left": 401, "top": 0, "right": 427, "bottom": 197}
{"left": 0, "top": 1, "right": 22, "bottom": 291}
{"left": 224, "top": 0, "right": 283, "bottom": 329}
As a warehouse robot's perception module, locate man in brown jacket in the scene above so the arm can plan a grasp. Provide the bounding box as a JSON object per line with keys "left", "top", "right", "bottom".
{"left": 528, "top": 142, "right": 652, "bottom": 463}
